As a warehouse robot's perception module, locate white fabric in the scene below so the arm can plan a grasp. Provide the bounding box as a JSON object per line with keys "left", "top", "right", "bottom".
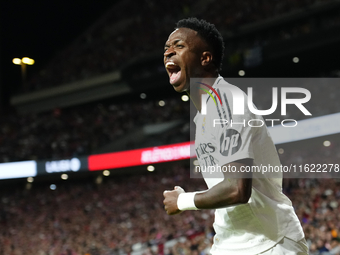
{"left": 258, "top": 237, "right": 308, "bottom": 254}
{"left": 177, "top": 192, "right": 198, "bottom": 211}
{"left": 193, "top": 77, "right": 304, "bottom": 254}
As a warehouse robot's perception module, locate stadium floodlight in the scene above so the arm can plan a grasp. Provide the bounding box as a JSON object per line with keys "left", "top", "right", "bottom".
{"left": 323, "top": 140, "right": 331, "bottom": 147}
{"left": 12, "top": 57, "right": 35, "bottom": 86}
{"left": 147, "top": 165, "right": 155, "bottom": 172}
{"left": 12, "top": 58, "right": 22, "bottom": 65}
{"left": 238, "top": 70, "right": 245, "bottom": 76}
{"left": 181, "top": 95, "right": 189, "bottom": 101}
{"left": 103, "top": 170, "right": 110, "bottom": 176}
{"left": 61, "top": 174, "right": 68, "bottom": 180}
{"left": 22, "top": 57, "right": 35, "bottom": 65}
{"left": 13, "top": 57, "right": 35, "bottom": 65}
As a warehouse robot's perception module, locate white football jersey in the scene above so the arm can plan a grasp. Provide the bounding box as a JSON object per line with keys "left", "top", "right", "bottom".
{"left": 193, "top": 76, "right": 304, "bottom": 254}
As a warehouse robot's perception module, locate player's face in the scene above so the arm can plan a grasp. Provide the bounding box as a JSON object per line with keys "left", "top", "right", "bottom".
{"left": 164, "top": 28, "right": 205, "bottom": 92}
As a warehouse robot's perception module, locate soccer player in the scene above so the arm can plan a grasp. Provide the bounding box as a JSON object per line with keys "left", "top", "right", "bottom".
{"left": 163, "top": 18, "right": 308, "bottom": 254}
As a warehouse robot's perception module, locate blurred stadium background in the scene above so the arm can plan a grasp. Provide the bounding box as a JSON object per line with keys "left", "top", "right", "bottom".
{"left": 1, "top": 0, "right": 340, "bottom": 254}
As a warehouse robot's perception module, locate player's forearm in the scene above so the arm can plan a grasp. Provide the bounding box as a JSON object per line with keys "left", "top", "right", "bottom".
{"left": 194, "top": 177, "right": 252, "bottom": 209}
{"left": 193, "top": 160, "right": 253, "bottom": 209}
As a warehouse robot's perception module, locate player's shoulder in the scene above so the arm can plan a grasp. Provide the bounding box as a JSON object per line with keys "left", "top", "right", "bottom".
{"left": 214, "top": 77, "right": 247, "bottom": 98}
{"left": 213, "top": 77, "right": 249, "bottom": 111}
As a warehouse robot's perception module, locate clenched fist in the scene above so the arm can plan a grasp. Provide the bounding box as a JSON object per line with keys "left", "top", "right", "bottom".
{"left": 163, "top": 186, "right": 185, "bottom": 215}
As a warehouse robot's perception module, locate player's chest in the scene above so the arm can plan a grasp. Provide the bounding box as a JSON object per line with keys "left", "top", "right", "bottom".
{"left": 194, "top": 116, "right": 218, "bottom": 160}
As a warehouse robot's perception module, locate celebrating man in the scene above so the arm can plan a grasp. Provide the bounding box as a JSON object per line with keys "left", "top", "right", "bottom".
{"left": 163, "top": 18, "right": 308, "bottom": 254}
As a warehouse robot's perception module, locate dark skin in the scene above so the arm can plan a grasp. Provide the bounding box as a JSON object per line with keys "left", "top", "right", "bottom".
{"left": 163, "top": 28, "right": 252, "bottom": 215}
{"left": 164, "top": 28, "right": 217, "bottom": 110}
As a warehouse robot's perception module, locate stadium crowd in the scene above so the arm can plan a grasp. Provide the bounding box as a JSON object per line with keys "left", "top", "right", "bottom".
{"left": 205, "top": 0, "right": 337, "bottom": 30}
{"left": 0, "top": 96, "right": 190, "bottom": 163}
{"left": 0, "top": 142, "right": 339, "bottom": 255}
{"left": 0, "top": 165, "right": 211, "bottom": 255}
{"left": 1, "top": 0, "right": 338, "bottom": 163}
{"left": 25, "top": 0, "right": 195, "bottom": 91}
{"left": 23, "top": 0, "right": 340, "bottom": 92}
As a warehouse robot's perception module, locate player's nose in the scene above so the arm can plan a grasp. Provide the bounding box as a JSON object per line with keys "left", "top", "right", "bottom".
{"left": 164, "top": 47, "right": 175, "bottom": 59}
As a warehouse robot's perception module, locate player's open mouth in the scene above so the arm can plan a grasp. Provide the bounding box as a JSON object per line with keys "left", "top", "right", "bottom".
{"left": 166, "top": 62, "right": 182, "bottom": 85}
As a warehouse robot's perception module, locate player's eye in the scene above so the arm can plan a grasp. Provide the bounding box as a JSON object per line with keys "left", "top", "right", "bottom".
{"left": 176, "top": 45, "right": 184, "bottom": 48}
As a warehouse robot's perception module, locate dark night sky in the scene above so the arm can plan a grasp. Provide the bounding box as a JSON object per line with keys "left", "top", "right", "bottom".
{"left": 0, "top": 1, "right": 115, "bottom": 108}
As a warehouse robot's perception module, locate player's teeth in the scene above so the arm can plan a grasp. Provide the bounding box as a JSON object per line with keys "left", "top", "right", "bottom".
{"left": 166, "top": 62, "right": 176, "bottom": 67}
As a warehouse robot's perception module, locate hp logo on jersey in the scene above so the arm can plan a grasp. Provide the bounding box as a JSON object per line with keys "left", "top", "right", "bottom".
{"left": 220, "top": 129, "right": 242, "bottom": 156}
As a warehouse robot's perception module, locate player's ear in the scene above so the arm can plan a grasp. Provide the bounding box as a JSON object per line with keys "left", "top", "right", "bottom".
{"left": 201, "top": 51, "right": 213, "bottom": 67}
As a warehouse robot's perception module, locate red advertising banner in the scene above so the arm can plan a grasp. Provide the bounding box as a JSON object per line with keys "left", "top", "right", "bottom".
{"left": 88, "top": 141, "right": 194, "bottom": 171}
